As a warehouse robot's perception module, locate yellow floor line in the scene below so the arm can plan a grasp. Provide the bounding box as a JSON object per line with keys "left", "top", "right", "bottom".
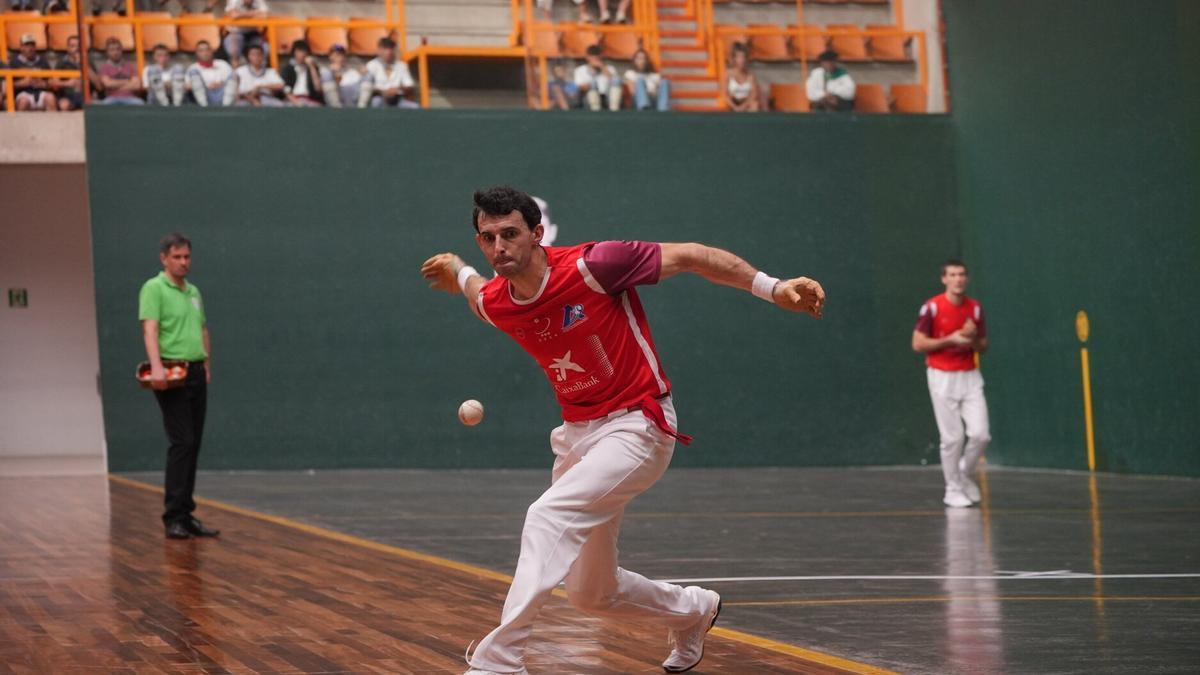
{"left": 726, "top": 595, "right": 1200, "bottom": 608}
{"left": 108, "top": 474, "right": 894, "bottom": 674}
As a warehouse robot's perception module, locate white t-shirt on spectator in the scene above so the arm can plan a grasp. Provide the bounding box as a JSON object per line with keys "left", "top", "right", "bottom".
{"left": 623, "top": 70, "right": 661, "bottom": 96}
{"left": 193, "top": 59, "right": 234, "bottom": 88}
{"left": 225, "top": 0, "right": 268, "bottom": 33}
{"left": 365, "top": 58, "right": 414, "bottom": 93}
{"left": 235, "top": 64, "right": 283, "bottom": 95}
{"left": 574, "top": 63, "right": 617, "bottom": 93}
{"left": 806, "top": 65, "right": 856, "bottom": 102}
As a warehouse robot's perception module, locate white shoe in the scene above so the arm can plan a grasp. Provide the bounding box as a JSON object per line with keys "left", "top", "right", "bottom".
{"left": 600, "top": 9, "right": 613, "bottom": 23}
{"left": 960, "top": 476, "right": 982, "bottom": 503}
{"left": 662, "top": 588, "right": 721, "bottom": 673}
{"left": 944, "top": 489, "right": 974, "bottom": 508}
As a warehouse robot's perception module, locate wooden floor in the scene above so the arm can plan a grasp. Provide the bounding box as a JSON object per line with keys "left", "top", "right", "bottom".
{"left": 0, "top": 476, "right": 862, "bottom": 674}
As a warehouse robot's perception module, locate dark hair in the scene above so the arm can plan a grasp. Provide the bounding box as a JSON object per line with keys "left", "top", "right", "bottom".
{"left": 941, "top": 259, "right": 967, "bottom": 275}
{"left": 291, "top": 39, "right": 310, "bottom": 54}
{"left": 105, "top": 37, "right": 122, "bottom": 49}
{"left": 245, "top": 43, "right": 264, "bottom": 55}
{"left": 585, "top": 44, "right": 602, "bottom": 57}
{"left": 151, "top": 42, "right": 168, "bottom": 52}
{"left": 471, "top": 186, "right": 541, "bottom": 232}
{"left": 196, "top": 39, "right": 211, "bottom": 49}
{"left": 378, "top": 37, "right": 396, "bottom": 49}
{"left": 160, "top": 233, "right": 192, "bottom": 255}
{"left": 632, "top": 48, "right": 655, "bottom": 73}
{"left": 818, "top": 49, "right": 839, "bottom": 62}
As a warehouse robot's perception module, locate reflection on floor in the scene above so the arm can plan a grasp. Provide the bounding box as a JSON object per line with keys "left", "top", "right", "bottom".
{"left": 7, "top": 466, "right": 1198, "bottom": 674}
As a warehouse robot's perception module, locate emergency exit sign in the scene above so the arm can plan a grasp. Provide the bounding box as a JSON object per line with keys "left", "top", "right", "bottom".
{"left": 8, "top": 288, "right": 27, "bottom": 308}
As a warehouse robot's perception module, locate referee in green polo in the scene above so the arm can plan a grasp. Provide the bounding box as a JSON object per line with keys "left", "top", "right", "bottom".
{"left": 139, "top": 233, "right": 220, "bottom": 540}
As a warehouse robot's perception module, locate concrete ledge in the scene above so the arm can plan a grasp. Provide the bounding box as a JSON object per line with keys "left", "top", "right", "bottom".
{"left": 0, "top": 113, "right": 86, "bottom": 163}
{"left": 0, "top": 454, "right": 107, "bottom": 476}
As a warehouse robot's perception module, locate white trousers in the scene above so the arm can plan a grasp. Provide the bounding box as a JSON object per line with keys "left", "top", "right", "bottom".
{"left": 468, "top": 398, "right": 711, "bottom": 672}
{"left": 927, "top": 368, "right": 991, "bottom": 492}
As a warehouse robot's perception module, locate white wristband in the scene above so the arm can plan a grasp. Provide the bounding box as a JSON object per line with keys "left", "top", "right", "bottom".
{"left": 751, "top": 271, "right": 780, "bottom": 303}
{"left": 456, "top": 265, "right": 479, "bottom": 292}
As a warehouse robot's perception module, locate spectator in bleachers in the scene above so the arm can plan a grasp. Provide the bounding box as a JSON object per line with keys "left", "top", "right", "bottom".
{"left": 43, "top": 0, "right": 69, "bottom": 12}
{"left": 597, "top": 0, "right": 631, "bottom": 24}
{"left": 96, "top": 37, "right": 144, "bottom": 105}
{"left": 625, "top": 48, "right": 669, "bottom": 111}
{"left": 547, "top": 59, "right": 579, "bottom": 110}
{"left": 51, "top": 34, "right": 83, "bottom": 110}
{"left": 221, "top": 0, "right": 269, "bottom": 67}
{"left": 574, "top": 44, "right": 621, "bottom": 111}
{"left": 234, "top": 43, "right": 284, "bottom": 106}
{"left": 281, "top": 40, "right": 333, "bottom": 107}
{"left": 144, "top": 43, "right": 186, "bottom": 106}
{"left": 12, "top": 33, "right": 57, "bottom": 112}
{"left": 807, "top": 49, "right": 855, "bottom": 112}
{"left": 186, "top": 40, "right": 237, "bottom": 106}
{"left": 365, "top": 37, "right": 417, "bottom": 108}
{"left": 328, "top": 45, "right": 369, "bottom": 108}
{"left": 724, "top": 42, "right": 762, "bottom": 112}
{"left": 536, "top": 0, "right": 590, "bottom": 24}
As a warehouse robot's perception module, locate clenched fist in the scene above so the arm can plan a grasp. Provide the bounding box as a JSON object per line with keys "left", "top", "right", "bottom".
{"left": 773, "top": 277, "right": 826, "bottom": 318}
{"left": 421, "top": 253, "right": 466, "bottom": 294}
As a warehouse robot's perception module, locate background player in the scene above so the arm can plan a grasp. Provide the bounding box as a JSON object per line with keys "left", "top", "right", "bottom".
{"left": 421, "top": 186, "right": 825, "bottom": 674}
{"left": 912, "top": 259, "right": 991, "bottom": 508}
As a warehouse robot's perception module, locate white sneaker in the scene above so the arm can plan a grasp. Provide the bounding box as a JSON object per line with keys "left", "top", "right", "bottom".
{"left": 944, "top": 489, "right": 974, "bottom": 508}
{"left": 600, "top": 9, "right": 613, "bottom": 23}
{"left": 662, "top": 588, "right": 721, "bottom": 673}
{"left": 960, "top": 476, "right": 982, "bottom": 503}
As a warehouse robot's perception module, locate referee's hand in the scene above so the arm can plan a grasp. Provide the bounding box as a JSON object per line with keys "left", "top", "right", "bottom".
{"left": 421, "top": 253, "right": 465, "bottom": 295}
{"left": 773, "top": 277, "right": 825, "bottom": 318}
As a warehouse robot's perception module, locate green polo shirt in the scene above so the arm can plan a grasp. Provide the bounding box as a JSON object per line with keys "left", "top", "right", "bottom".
{"left": 138, "top": 272, "right": 208, "bottom": 361}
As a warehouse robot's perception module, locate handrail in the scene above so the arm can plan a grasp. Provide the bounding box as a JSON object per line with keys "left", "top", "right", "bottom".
{"left": 2, "top": 68, "right": 82, "bottom": 112}
{"left": 712, "top": 23, "right": 927, "bottom": 110}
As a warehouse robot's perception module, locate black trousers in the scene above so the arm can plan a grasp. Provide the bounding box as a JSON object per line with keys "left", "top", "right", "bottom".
{"left": 154, "top": 362, "right": 207, "bottom": 526}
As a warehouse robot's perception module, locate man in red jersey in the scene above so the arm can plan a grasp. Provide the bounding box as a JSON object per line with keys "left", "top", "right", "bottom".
{"left": 421, "top": 186, "right": 825, "bottom": 675}
{"left": 912, "top": 260, "right": 991, "bottom": 509}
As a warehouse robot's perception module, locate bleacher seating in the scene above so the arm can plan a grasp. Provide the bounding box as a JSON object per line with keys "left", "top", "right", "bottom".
{"left": 853, "top": 82, "right": 888, "bottom": 112}
{"left": 891, "top": 83, "right": 925, "bottom": 112}
{"left": 6, "top": 12, "right": 48, "bottom": 50}
{"left": 140, "top": 13, "right": 180, "bottom": 52}
{"left": 91, "top": 15, "right": 136, "bottom": 51}
{"left": 770, "top": 82, "right": 808, "bottom": 112}
{"left": 177, "top": 15, "right": 220, "bottom": 53}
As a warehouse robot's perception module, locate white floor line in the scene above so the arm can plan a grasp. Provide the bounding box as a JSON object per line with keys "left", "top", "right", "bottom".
{"left": 657, "top": 573, "right": 1200, "bottom": 583}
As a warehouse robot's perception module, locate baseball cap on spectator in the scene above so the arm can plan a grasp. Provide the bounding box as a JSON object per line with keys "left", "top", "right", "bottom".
{"left": 20, "top": 33, "right": 37, "bottom": 45}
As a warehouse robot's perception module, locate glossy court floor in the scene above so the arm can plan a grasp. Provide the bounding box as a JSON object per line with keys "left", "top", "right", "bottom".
{"left": 3, "top": 467, "right": 1198, "bottom": 674}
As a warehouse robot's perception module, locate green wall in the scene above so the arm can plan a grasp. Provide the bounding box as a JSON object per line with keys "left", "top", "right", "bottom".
{"left": 86, "top": 108, "right": 959, "bottom": 471}
{"left": 946, "top": 0, "right": 1200, "bottom": 474}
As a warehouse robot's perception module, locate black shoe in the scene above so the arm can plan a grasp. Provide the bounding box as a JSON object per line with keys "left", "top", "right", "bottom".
{"left": 185, "top": 517, "right": 220, "bottom": 537}
{"left": 165, "top": 521, "right": 192, "bottom": 539}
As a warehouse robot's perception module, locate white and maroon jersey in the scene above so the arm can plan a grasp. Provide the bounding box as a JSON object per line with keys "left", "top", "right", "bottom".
{"left": 476, "top": 241, "right": 690, "bottom": 443}
{"left": 914, "top": 294, "right": 986, "bottom": 371}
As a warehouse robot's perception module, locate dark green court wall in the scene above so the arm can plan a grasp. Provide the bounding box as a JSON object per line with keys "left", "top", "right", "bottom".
{"left": 86, "top": 108, "right": 959, "bottom": 471}
{"left": 946, "top": 0, "right": 1200, "bottom": 475}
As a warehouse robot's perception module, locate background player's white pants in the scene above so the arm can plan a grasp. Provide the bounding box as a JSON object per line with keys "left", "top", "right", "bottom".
{"left": 927, "top": 368, "right": 991, "bottom": 492}
{"left": 468, "top": 398, "right": 711, "bottom": 672}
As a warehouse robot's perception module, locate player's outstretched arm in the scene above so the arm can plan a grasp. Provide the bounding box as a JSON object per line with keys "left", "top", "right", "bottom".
{"left": 659, "top": 242, "right": 824, "bottom": 318}
{"left": 420, "top": 253, "right": 488, "bottom": 319}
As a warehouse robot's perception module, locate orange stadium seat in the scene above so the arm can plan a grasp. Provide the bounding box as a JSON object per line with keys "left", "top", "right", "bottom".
{"left": 602, "top": 30, "right": 640, "bottom": 60}
{"left": 867, "top": 24, "right": 910, "bottom": 62}
{"left": 790, "top": 25, "right": 828, "bottom": 60}
{"left": 529, "top": 29, "right": 561, "bottom": 56}
{"left": 891, "top": 83, "right": 927, "bottom": 112}
{"left": 178, "top": 15, "right": 221, "bottom": 52}
{"left": 6, "top": 15, "right": 48, "bottom": 51}
{"left": 349, "top": 17, "right": 389, "bottom": 57}
{"left": 828, "top": 24, "right": 869, "bottom": 62}
{"left": 273, "top": 24, "right": 305, "bottom": 54}
{"left": 306, "top": 17, "right": 349, "bottom": 56}
{"left": 561, "top": 30, "right": 599, "bottom": 57}
{"left": 853, "top": 83, "right": 889, "bottom": 112}
{"left": 770, "top": 83, "right": 809, "bottom": 112}
{"left": 139, "top": 12, "right": 179, "bottom": 52}
{"left": 48, "top": 22, "right": 79, "bottom": 51}
{"left": 748, "top": 24, "right": 790, "bottom": 62}
{"left": 91, "top": 15, "right": 135, "bottom": 51}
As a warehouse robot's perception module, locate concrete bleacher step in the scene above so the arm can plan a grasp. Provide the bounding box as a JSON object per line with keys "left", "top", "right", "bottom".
{"left": 427, "top": 86, "right": 526, "bottom": 109}
{"left": 404, "top": 0, "right": 512, "bottom": 48}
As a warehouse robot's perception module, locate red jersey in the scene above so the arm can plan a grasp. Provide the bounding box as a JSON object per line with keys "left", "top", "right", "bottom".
{"left": 914, "top": 294, "right": 986, "bottom": 371}
{"left": 476, "top": 241, "right": 690, "bottom": 443}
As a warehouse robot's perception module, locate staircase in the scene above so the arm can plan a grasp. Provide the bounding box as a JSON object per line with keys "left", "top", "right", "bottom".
{"left": 655, "top": 0, "right": 722, "bottom": 112}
